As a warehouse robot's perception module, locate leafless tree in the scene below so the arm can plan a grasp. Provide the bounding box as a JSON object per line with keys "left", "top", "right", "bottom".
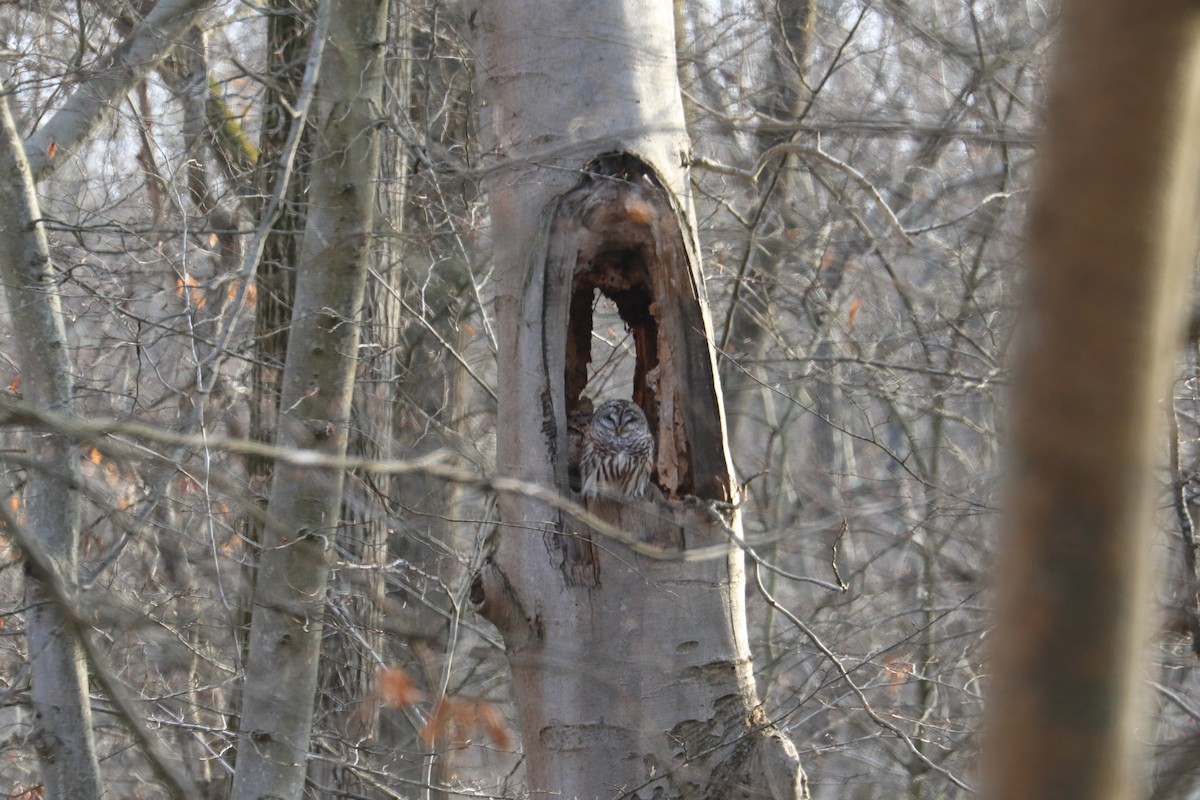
{"left": 3, "top": 1, "right": 1200, "bottom": 798}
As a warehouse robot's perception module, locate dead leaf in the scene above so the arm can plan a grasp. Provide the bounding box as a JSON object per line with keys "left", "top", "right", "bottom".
{"left": 420, "top": 698, "right": 451, "bottom": 748}
{"left": 378, "top": 666, "right": 422, "bottom": 709}
{"left": 847, "top": 297, "right": 862, "bottom": 329}
{"left": 475, "top": 700, "right": 512, "bottom": 750}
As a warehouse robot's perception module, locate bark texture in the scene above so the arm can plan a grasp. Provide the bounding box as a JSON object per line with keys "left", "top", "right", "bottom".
{"left": 231, "top": 0, "right": 389, "bottom": 796}
{"left": 987, "top": 3, "right": 1200, "bottom": 799}
{"left": 0, "top": 86, "right": 102, "bottom": 799}
{"left": 470, "top": 1, "right": 806, "bottom": 797}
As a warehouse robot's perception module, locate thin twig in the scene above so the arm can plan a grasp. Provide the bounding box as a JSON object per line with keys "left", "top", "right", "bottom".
{"left": 693, "top": 143, "right": 914, "bottom": 246}
{"left": 753, "top": 562, "right": 975, "bottom": 793}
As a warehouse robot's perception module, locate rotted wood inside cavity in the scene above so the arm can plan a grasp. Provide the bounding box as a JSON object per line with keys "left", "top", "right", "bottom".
{"left": 556, "top": 153, "right": 731, "bottom": 503}
{"left": 566, "top": 251, "right": 659, "bottom": 430}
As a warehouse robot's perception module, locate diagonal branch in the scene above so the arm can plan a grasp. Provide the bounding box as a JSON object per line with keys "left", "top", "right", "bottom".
{"left": 0, "top": 499, "right": 201, "bottom": 800}
{"left": 24, "top": 0, "right": 220, "bottom": 183}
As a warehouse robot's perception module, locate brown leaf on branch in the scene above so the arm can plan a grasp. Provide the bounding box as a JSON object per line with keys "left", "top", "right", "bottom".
{"left": 847, "top": 297, "right": 862, "bottom": 329}
{"left": 378, "top": 666, "right": 422, "bottom": 708}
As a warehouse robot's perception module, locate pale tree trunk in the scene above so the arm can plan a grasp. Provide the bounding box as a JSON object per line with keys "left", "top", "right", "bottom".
{"left": 0, "top": 85, "right": 102, "bottom": 799}
{"left": 468, "top": 2, "right": 806, "bottom": 797}
{"left": 311, "top": 4, "right": 411, "bottom": 792}
{"left": 986, "top": 3, "right": 1200, "bottom": 800}
{"left": 231, "top": 0, "right": 390, "bottom": 796}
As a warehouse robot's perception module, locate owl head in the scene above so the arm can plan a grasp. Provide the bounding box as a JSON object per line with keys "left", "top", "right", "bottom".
{"left": 591, "top": 398, "right": 650, "bottom": 441}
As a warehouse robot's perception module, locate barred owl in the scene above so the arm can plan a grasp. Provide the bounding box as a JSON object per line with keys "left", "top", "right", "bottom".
{"left": 580, "top": 399, "right": 654, "bottom": 500}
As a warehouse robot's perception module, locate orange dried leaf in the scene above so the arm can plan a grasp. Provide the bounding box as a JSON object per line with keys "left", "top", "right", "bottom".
{"left": 88, "top": 447, "right": 103, "bottom": 465}
{"left": 226, "top": 280, "right": 259, "bottom": 306}
{"left": 378, "top": 666, "right": 422, "bottom": 709}
{"left": 448, "top": 698, "right": 475, "bottom": 748}
{"left": 847, "top": 297, "right": 862, "bottom": 328}
{"left": 420, "top": 698, "right": 451, "bottom": 748}
{"left": 46, "top": 141, "right": 57, "bottom": 160}
{"left": 6, "top": 375, "right": 18, "bottom": 392}
{"left": 176, "top": 276, "right": 205, "bottom": 309}
{"left": 882, "top": 656, "right": 912, "bottom": 694}
{"left": 475, "top": 700, "right": 512, "bottom": 750}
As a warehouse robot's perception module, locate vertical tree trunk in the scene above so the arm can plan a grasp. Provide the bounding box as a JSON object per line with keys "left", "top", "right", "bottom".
{"left": 247, "top": 0, "right": 316, "bottom": 484}
{"left": 232, "top": 0, "right": 390, "bottom": 795}
{"left": 469, "top": 2, "right": 806, "bottom": 797}
{"left": 986, "top": 3, "right": 1200, "bottom": 800}
{"left": 232, "top": 0, "right": 313, "bottom": 766}
{"left": 312, "top": 5, "right": 411, "bottom": 791}
{"left": 0, "top": 85, "right": 103, "bottom": 800}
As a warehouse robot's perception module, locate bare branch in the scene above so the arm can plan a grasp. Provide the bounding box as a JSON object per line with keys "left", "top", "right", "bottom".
{"left": 24, "top": 0, "right": 221, "bottom": 183}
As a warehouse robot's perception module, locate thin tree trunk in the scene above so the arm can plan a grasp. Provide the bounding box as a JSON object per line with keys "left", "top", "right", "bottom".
{"left": 245, "top": 0, "right": 315, "bottom": 508}
{"left": 312, "top": 11, "right": 411, "bottom": 783}
{"left": 469, "top": 2, "right": 807, "bottom": 797}
{"left": 986, "top": 3, "right": 1200, "bottom": 799}
{"left": 0, "top": 83, "right": 102, "bottom": 800}
{"left": 232, "top": 0, "right": 390, "bottom": 795}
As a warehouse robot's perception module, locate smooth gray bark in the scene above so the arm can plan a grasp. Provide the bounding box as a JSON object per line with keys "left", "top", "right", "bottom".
{"left": 470, "top": 1, "right": 806, "bottom": 797}
{"left": 231, "top": 0, "right": 389, "bottom": 796}
{"left": 0, "top": 86, "right": 102, "bottom": 799}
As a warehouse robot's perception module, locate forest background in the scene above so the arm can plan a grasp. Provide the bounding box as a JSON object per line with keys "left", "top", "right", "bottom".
{"left": 1, "top": 0, "right": 1199, "bottom": 798}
